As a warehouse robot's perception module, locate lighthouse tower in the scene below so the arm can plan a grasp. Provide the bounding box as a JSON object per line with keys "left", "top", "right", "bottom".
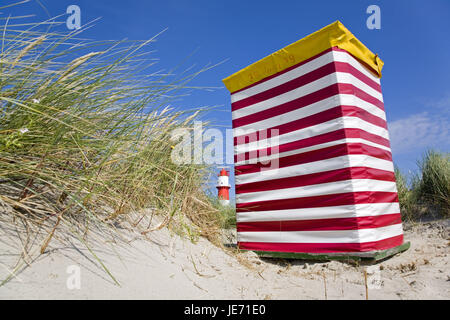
{"left": 216, "top": 168, "right": 231, "bottom": 206}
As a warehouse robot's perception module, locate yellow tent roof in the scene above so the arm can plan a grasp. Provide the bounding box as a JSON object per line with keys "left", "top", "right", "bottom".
{"left": 223, "top": 21, "right": 383, "bottom": 93}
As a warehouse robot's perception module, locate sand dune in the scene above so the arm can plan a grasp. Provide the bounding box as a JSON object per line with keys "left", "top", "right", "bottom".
{"left": 0, "top": 213, "right": 448, "bottom": 300}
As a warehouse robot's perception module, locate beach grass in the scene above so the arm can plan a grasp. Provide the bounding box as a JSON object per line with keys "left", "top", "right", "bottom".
{"left": 395, "top": 150, "right": 449, "bottom": 220}
{"left": 0, "top": 3, "right": 223, "bottom": 285}
{"left": 415, "top": 150, "right": 449, "bottom": 216}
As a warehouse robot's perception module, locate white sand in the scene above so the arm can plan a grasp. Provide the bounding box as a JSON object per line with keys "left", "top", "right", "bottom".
{"left": 0, "top": 213, "right": 448, "bottom": 300}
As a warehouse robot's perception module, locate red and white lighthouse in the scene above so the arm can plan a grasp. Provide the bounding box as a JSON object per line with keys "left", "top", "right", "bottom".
{"left": 216, "top": 168, "right": 231, "bottom": 206}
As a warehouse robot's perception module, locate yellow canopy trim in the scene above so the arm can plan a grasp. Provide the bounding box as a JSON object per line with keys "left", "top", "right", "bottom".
{"left": 223, "top": 21, "right": 384, "bottom": 93}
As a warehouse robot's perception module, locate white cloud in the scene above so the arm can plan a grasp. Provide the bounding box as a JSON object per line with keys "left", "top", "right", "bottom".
{"left": 425, "top": 93, "right": 450, "bottom": 112}
{"left": 388, "top": 112, "right": 449, "bottom": 154}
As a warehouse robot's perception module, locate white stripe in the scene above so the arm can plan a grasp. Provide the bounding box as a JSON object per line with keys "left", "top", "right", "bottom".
{"left": 237, "top": 224, "right": 403, "bottom": 244}
{"left": 234, "top": 95, "right": 340, "bottom": 132}
{"left": 235, "top": 155, "right": 395, "bottom": 185}
{"left": 231, "top": 50, "right": 380, "bottom": 103}
{"left": 336, "top": 72, "right": 383, "bottom": 102}
{"left": 232, "top": 73, "right": 336, "bottom": 120}
{"left": 345, "top": 94, "right": 386, "bottom": 121}
{"left": 236, "top": 179, "right": 397, "bottom": 203}
{"left": 235, "top": 138, "right": 391, "bottom": 166}
{"left": 231, "top": 50, "right": 336, "bottom": 103}
{"left": 232, "top": 71, "right": 383, "bottom": 121}
{"left": 236, "top": 202, "right": 400, "bottom": 222}
{"left": 217, "top": 175, "right": 230, "bottom": 186}
{"left": 235, "top": 116, "right": 389, "bottom": 154}
{"left": 234, "top": 93, "right": 386, "bottom": 135}
{"left": 335, "top": 50, "right": 381, "bottom": 85}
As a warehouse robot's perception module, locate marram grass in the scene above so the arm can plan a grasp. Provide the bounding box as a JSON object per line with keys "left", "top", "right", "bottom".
{"left": 395, "top": 150, "right": 449, "bottom": 220}
{"left": 0, "top": 8, "right": 223, "bottom": 285}
{"left": 415, "top": 150, "right": 450, "bottom": 216}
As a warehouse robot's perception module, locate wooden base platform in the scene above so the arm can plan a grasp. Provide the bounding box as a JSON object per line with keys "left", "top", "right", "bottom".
{"left": 252, "top": 242, "right": 410, "bottom": 262}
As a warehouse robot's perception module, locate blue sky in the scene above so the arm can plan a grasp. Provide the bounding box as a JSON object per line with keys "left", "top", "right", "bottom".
{"left": 6, "top": 0, "right": 450, "bottom": 198}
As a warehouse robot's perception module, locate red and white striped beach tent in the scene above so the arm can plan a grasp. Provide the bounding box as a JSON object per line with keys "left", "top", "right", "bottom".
{"left": 223, "top": 21, "right": 408, "bottom": 259}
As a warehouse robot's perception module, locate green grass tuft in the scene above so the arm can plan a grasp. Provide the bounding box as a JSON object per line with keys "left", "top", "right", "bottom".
{"left": 0, "top": 6, "right": 223, "bottom": 284}
{"left": 395, "top": 150, "right": 449, "bottom": 220}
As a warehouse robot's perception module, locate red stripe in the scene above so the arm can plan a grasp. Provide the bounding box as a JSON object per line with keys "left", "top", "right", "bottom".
{"left": 332, "top": 47, "right": 381, "bottom": 81}
{"left": 237, "top": 213, "right": 402, "bottom": 232}
{"left": 236, "top": 191, "right": 399, "bottom": 212}
{"left": 235, "top": 128, "right": 391, "bottom": 163}
{"left": 236, "top": 167, "right": 395, "bottom": 194}
{"left": 347, "top": 142, "right": 392, "bottom": 161}
{"left": 341, "top": 105, "right": 387, "bottom": 129}
{"left": 233, "top": 105, "right": 387, "bottom": 146}
{"left": 230, "top": 47, "right": 380, "bottom": 95}
{"left": 232, "top": 60, "right": 381, "bottom": 112}
{"left": 334, "top": 61, "right": 381, "bottom": 93}
{"left": 233, "top": 83, "right": 340, "bottom": 128}
{"left": 235, "top": 143, "right": 392, "bottom": 176}
{"left": 340, "top": 83, "right": 384, "bottom": 111}
{"left": 346, "top": 128, "right": 391, "bottom": 148}
{"left": 237, "top": 234, "right": 404, "bottom": 253}
{"left": 232, "top": 62, "right": 337, "bottom": 111}
{"left": 230, "top": 48, "right": 335, "bottom": 95}
{"left": 232, "top": 83, "right": 384, "bottom": 128}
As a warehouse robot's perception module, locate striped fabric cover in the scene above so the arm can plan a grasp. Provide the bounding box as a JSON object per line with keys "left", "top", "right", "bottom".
{"left": 231, "top": 47, "right": 404, "bottom": 253}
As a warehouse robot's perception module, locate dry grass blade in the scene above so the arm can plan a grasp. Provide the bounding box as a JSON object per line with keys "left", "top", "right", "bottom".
{"left": 0, "top": 6, "right": 222, "bottom": 286}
